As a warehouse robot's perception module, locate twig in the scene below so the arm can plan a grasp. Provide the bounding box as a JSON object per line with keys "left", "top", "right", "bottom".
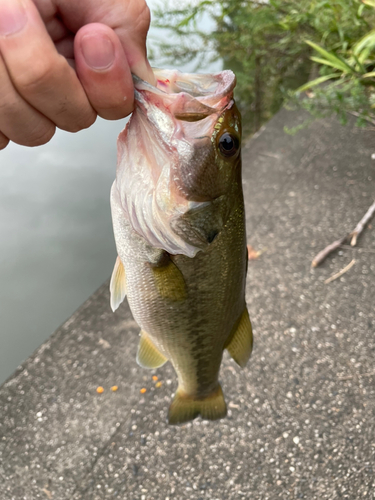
{"left": 324, "top": 259, "right": 356, "bottom": 284}
{"left": 312, "top": 200, "right": 375, "bottom": 266}
{"left": 258, "top": 152, "right": 280, "bottom": 159}
{"left": 350, "top": 200, "right": 375, "bottom": 246}
{"left": 42, "top": 489, "right": 53, "bottom": 500}
{"left": 228, "top": 402, "right": 240, "bottom": 409}
{"left": 312, "top": 236, "right": 347, "bottom": 267}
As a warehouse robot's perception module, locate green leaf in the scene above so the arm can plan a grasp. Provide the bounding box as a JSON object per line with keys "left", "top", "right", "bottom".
{"left": 352, "top": 54, "right": 366, "bottom": 74}
{"left": 305, "top": 40, "right": 355, "bottom": 73}
{"left": 355, "top": 46, "right": 373, "bottom": 64}
{"left": 362, "top": 0, "right": 375, "bottom": 7}
{"left": 177, "top": 11, "right": 197, "bottom": 28}
{"left": 296, "top": 73, "right": 341, "bottom": 92}
{"left": 353, "top": 29, "right": 375, "bottom": 58}
{"left": 175, "top": 1, "right": 213, "bottom": 28}
{"left": 362, "top": 71, "right": 375, "bottom": 78}
{"left": 310, "top": 56, "right": 348, "bottom": 71}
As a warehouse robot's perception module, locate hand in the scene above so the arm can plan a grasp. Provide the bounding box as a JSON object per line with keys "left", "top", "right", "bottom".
{"left": 0, "top": 0, "right": 155, "bottom": 150}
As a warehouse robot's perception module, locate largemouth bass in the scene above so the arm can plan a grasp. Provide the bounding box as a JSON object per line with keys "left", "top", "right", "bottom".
{"left": 110, "top": 69, "right": 252, "bottom": 424}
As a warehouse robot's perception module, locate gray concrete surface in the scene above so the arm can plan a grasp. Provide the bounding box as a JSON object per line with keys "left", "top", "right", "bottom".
{"left": 1, "top": 108, "right": 374, "bottom": 499}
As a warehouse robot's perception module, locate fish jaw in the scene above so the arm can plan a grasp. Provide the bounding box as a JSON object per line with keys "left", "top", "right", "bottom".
{"left": 114, "top": 69, "right": 238, "bottom": 257}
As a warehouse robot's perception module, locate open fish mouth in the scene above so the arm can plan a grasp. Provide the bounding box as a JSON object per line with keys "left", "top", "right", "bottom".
{"left": 114, "top": 69, "right": 238, "bottom": 258}
{"left": 133, "top": 69, "right": 236, "bottom": 122}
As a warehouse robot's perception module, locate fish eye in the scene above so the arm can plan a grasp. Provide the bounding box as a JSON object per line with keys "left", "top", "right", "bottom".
{"left": 218, "top": 132, "right": 239, "bottom": 158}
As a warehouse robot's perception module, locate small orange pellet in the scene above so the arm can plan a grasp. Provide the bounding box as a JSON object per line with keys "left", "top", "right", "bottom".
{"left": 96, "top": 386, "right": 104, "bottom": 394}
{"left": 140, "top": 388, "right": 147, "bottom": 394}
{"left": 111, "top": 386, "right": 118, "bottom": 392}
{"left": 152, "top": 375, "right": 158, "bottom": 381}
{"left": 155, "top": 381, "right": 162, "bottom": 388}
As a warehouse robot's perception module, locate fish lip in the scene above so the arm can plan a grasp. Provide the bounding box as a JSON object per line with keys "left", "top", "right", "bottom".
{"left": 133, "top": 69, "right": 236, "bottom": 96}
{"left": 132, "top": 69, "right": 236, "bottom": 121}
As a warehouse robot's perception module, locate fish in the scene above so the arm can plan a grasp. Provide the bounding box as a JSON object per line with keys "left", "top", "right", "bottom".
{"left": 110, "top": 69, "right": 252, "bottom": 425}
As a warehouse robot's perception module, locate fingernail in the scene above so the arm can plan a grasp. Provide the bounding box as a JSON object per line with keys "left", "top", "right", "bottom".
{"left": 0, "top": 1, "right": 27, "bottom": 36}
{"left": 81, "top": 33, "right": 115, "bottom": 70}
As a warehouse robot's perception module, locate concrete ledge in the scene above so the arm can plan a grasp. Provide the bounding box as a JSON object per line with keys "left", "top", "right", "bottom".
{"left": 1, "top": 108, "right": 374, "bottom": 499}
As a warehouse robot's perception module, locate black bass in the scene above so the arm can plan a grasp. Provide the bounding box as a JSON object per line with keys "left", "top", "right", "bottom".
{"left": 110, "top": 69, "right": 252, "bottom": 424}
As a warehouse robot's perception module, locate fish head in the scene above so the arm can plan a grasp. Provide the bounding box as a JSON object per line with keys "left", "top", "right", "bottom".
{"left": 114, "top": 69, "right": 241, "bottom": 257}
{"left": 173, "top": 98, "right": 242, "bottom": 202}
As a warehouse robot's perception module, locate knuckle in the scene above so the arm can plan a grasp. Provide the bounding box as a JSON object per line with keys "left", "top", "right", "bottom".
{"left": 24, "top": 125, "right": 55, "bottom": 147}
{"left": 0, "top": 89, "right": 21, "bottom": 115}
{"left": 16, "top": 58, "right": 59, "bottom": 93}
{"left": 80, "top": 111, "right": 97, "bottom": 130}
{"left": 61, "top": 110, "right": 97, "bottom": 133}
{"left": 133, "top": 3, "right": 151, "bottom": 36}
{"left": 138, "top": 1, "right": 151, "bottom": 26}
{"left": 141, "top": 2, "right": 151, "bottom": 25}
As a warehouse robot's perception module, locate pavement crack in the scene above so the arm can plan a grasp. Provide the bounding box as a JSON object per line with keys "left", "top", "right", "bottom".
{"left": 70, "top": 422, "right": 124, "bottom": 498}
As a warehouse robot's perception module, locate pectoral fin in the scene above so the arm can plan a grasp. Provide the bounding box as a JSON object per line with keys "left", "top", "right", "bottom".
{"left": 136, "top": 331, "right": 168, "bottom": 369}
{"left": 168, "top": 384, "right": 227, "bottom": 425}
{"left": 225, "top": 308, "right": 253, "bottom": 368}
{"left": 110, "top": 256, "right": 127, "bottom": 312}
{"left": 151, "top": 257, "right": 187, "bottom": 301}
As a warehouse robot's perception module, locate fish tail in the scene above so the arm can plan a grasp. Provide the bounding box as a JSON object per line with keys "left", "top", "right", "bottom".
{"left": 168, "top": 384, "right": 227, "bottom": 425}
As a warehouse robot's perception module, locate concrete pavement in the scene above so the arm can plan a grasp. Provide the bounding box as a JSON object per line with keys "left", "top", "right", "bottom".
{"left": 1, "top": 108, "right": 374, "bottom": 499}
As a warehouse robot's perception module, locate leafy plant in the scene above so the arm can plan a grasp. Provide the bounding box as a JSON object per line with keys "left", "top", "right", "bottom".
{"left": 293, "top": 6, "right": 375, "bottom": 127}
{"left": 152, "top": 0, "right": 375, "bottom": 135}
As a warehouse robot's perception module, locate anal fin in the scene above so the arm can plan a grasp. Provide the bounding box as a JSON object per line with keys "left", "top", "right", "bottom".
{"left": 168, "top": 385, "right": 227, "bottom": 425}
{"left": 136, "top": 331, "right": 168, "bottom": 369}
{"left": 225, "top": 308, "right": 253, "bottom": 368}
{"left": 110, "top": 256, "right": 127, "bottom": 312}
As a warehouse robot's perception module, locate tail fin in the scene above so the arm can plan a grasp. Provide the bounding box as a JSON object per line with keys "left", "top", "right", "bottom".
{"left": 168, "top": 384, "right": 227, "bottom": 425}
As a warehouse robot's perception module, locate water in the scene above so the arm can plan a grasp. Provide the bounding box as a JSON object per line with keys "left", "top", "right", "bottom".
{"left": 0, "top": 1, "right": 221, "bottom": 385}
{"left": 0, "top": 122, "right": 122, "bottom": 384}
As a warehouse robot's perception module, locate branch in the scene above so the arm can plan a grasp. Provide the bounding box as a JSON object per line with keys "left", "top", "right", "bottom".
{"left": 312, "top": 200, "right": 375, "bottom": 267}
{"left": 324, "top": 259, "right": 356, "bottom": 284}
{"left": 311, "top": 236, "right": 347, "bottom": 267}
{"left": 350, "top": 200, "right": 375, "bottom": 246}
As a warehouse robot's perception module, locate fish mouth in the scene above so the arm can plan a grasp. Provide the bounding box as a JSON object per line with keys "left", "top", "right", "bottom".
{"left": 133, "top": 69, "right": 236, "bottom": 122}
